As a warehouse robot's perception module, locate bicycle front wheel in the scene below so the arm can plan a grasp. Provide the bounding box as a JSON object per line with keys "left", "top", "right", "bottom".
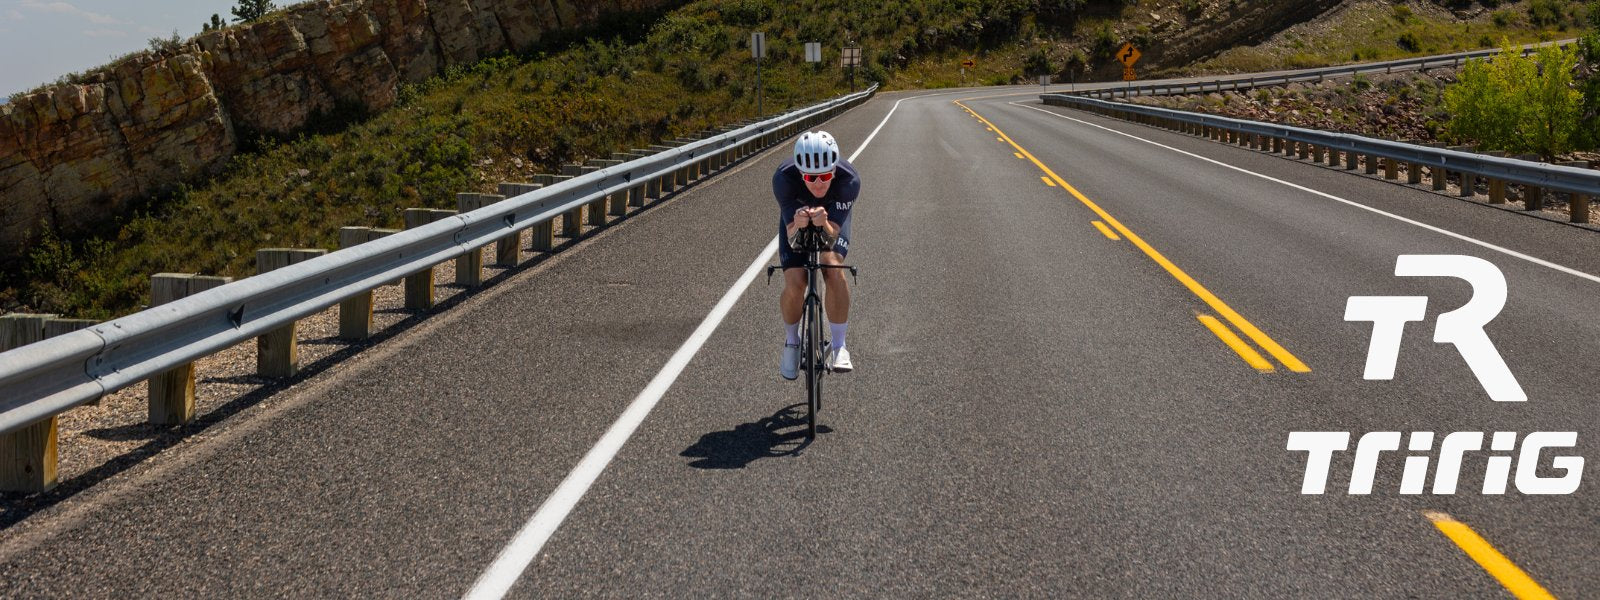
{"left": 804, "top": 296, "right": 823, "bottom": 439}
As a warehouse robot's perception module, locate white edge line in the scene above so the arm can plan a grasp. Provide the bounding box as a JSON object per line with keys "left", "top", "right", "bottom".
{"left": 462, "top": 236, "right": 777, "bottom": 600}
{"left": 1006, "top": 100, "right": 1600, "bottom": 286}
{"left": 463, "top": 89, "right": 945, "bottom": 600}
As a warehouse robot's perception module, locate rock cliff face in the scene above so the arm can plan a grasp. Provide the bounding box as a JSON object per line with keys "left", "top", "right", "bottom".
{"left": 1150, "top": 0, "right": 1344, "bottom": 68}
{"left": 0, "top": 0, "right": 672, "bottom": 262}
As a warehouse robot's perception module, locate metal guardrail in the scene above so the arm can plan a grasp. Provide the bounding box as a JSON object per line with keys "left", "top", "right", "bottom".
{"left": 1073, "top": 40, "right": 1574, "bottom": 99}
{"left": 1038, "top": 93, "right": 1600, "bottom": 199}
{"left": 0, "top": 84, "right": 879, "bottom": 436}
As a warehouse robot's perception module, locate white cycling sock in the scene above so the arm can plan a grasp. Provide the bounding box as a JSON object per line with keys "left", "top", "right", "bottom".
{"left": 785, "top": 321, "right": 800, "bottom": 345}
{"left": 829, "top": 321, "right": 847, "bottom": 350}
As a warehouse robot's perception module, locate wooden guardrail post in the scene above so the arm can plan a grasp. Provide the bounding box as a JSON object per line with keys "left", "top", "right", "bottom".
{"left": 578, "top": 164, "right": 610, "bottom": 225}
{"left": 500, "top": 182, "right": 550, "bottom": 251}
{"left": 401, "top": 209, "right": 456, "bottom": 310}
{"left": 1344, "top": 147, "right": 1359, "bottom": 170}
{"left": 1420, "top": 143, "right": 1447, "bottom": 190}
{"left": 463, "top": 192, "right": 515, "bottom": 266}
{"left": 1311, "top": 144, "right": 1326, "bottom": 164}
{"left": 1558, "top": 161, "right": 1591, "bottom": 223}
{"left": 1448, "top": 146, "right": 1476, "bottom": 196}
{"left": 649, "top": 145, "right": 677, "bottom": 195}
{"left": 1365, "top": 152, "right": 1380, "bottom": 175}
{"left": 614, "top": 152, "right": 649, "bottom": 208}
{"left": 256, "top": 249, "right": 326, "bottom": 378}
{"left": 591, "top": 159, "right": 629, "bottom": 216}
{"left": 558, "top": 165, "right": 588, "bottom": 235}
{"left": 672, "top": 141, "right": 693, "bottom": 187}
{"left": 1514, "top": 154, "right": 1544, "bottom": 211}
{"left": 1, "top": 314, "right": 58, "bottom": 493}
{"left": 147, "top": 274, "right": 232, "bottom": 422}
{"left": 455, "top": 193, "right": 500, "bottom": 286}
{"left": 1485, "top": 151, "right": 1507, "bottom": 203}
{"left": 1383, "top": 155, "right": 1399, "bottom": 180}
{"left": 633, "top": 149, "right": 663, "bottom": 203}
{"left": 1297, "top": 142, "right": 1311, "bottom": 160}
{"left": 337, "top": 227, "right": 398, "bottom": 341}
{"left": 1399, "top": 142, "right": 1423, "bottom": 184}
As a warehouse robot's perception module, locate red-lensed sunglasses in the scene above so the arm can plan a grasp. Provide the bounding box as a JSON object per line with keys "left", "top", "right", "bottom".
{"left": 802, "top": 172, "right": 834, "bottom": 183}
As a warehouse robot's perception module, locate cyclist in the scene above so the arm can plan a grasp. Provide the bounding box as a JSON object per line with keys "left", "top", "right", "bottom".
{"left": 775, "top": 131, "right": 859, "bottom": 379}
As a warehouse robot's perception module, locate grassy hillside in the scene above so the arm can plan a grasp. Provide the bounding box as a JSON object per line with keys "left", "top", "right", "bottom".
{"left": 1191, "top": 0, "right": 1592, "bottom": 73}
{"left": 4, "top": 0, "right": 1583, "bottom": 319}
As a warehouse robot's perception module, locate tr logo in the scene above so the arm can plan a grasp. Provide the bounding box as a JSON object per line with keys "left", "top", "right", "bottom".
{"left": 1343, "top": 255, "right": 1525, "bottom": 402}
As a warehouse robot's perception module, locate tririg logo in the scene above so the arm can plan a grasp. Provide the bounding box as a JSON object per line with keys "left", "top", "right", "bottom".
{"left": 1288, "top": 255, "right": 1584, "bottom": 496}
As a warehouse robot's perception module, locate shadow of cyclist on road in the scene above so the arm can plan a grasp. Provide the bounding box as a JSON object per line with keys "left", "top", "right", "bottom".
{"left": 681, "top": 404, "right": 830, "bottom": 469}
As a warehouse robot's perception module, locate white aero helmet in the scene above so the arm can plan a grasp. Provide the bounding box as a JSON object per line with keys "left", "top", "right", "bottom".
{"left": 793, "top": 131, "right": 840, "bottom": 174}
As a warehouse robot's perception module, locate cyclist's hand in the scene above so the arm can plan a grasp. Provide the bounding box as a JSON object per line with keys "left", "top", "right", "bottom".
{"left": 793, "top": 207, "right": 812, "bottom": 228}
{"left": 808, "top": 206, "right": 828, "bottom": 225}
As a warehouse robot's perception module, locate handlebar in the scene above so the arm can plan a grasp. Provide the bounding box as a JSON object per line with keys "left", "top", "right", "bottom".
{"left": 765, "top": 263, "right": 858, "bottom": 285}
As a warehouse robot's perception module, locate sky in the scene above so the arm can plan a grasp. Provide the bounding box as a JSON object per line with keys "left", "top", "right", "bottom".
{"left": 1, "top": 0, "right": 239, "bottom": 99}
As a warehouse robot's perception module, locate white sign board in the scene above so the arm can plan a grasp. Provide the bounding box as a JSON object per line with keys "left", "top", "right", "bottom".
{"left": 1039, "top": 75, "right": 1052, "bottom": 86}
{"left": 805, "top": 42, "right": 821, "bottom": 63}
{"left": 840, "top": 47, "right": 861, "bottom": 67}
{"left": 751, "top": 32, "right": 767, "bottom": 59}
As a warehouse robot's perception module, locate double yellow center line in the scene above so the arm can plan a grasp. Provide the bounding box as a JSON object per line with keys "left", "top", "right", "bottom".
{"left": 956, "top": 99, "right": 1308, "bottom": 374}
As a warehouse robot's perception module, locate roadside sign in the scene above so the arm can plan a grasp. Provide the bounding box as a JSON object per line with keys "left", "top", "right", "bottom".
{"left": 1039, "top": 75, "right": 1051, "bottom": 86}
{"left": 962, "top": 58, "right": 976, "bottom": 68}
{"left": 841, "top": 46, "right": 861, "bottom": 67}
{"left": 1117, "top": 43, "right": 1141, "bottom": 67}
{"left": 804, "top": 42, "right": 821, "bottom": 63}
{"left": 1123, "top": 66, "right": 1137, "bottom": 81}
{"left": 751, "top": 32, "right": 767, "bottom": 59}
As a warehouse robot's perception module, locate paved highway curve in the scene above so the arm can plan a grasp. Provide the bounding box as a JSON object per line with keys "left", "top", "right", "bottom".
{"left": 1, "top": 86, "right": 1597, "bottom": 597}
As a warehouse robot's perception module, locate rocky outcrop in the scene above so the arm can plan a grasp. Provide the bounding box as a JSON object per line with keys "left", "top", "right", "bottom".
{"left": 0, "top": 0, "right": 674, "bottom": 262}
{"left": 1152, "top": 0, "right": 1343, "bottom": 68}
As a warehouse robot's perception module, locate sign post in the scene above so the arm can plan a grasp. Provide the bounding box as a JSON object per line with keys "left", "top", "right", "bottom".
{"left": 1039, "top": 74, "right": 1051, "bottom": 91}
{"left": 804, "top": 42, "right": 821, "bottom": 64}
{"left": 961, "top": 58, "right": 975, "bottom": 86}
{"left": 841, "top": 45, "right": 862, "bottom": 91}
{"left": 752, "top": 32, "right": 767, "bottom": 117}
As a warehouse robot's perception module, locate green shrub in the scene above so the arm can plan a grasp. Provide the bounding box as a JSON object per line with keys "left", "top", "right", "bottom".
{"left": 1445, "top": 41, "right": 1583, "bottom": 158}
{"left": 1397, "top": 32, "right": 1421, "bottom": 53}
{"left": 1527, "top": 0, "right": 1565, "bottom": 27}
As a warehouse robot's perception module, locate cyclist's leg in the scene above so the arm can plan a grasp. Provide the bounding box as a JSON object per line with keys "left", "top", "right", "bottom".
{"left": 777, "top": 242, "right": 807, "bottom": 379}
{"left": 819, "top": 251, "right": 850, "bottom": 323}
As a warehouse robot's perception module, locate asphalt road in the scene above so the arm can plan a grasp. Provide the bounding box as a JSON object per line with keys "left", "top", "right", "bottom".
{"left": 0, "top": 86, "right": 1596, "bottom": 598}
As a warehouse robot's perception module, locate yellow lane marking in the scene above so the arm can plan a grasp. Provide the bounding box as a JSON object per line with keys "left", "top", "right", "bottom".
{"left": 1042, "top": 176, "right": 1057, "bottom": 187}
{"left": 1014, "top": 152, "right": 1024, "bottom": 159}
{"left": 1091, "top": 221, "right": 1120, "bottom": 240}
{"left": 997, "top": 137, "right": 1005, "bottom": 142}
{"left": 1424, "top": 511, "right": 1556, "bottom": 600}
{"left": 956, "top": 99, "right": 1310, "bottom": 373}
{"left": 1197, "top": 315, "right": 1273, "bottom": 372}
{"left": 953, "top": 90, "right": 1044, "bottom": 102}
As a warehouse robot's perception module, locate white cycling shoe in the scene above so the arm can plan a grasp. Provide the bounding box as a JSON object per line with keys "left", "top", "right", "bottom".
{"left": 780, "top": 343, "right": 800, "bottom": 380}
{"left": 825, "top": 345, "right": 853, "bottom": 373}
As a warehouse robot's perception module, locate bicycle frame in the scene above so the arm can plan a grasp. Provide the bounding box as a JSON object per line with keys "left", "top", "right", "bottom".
{"left": 766, "top": 233, "right": 857, "bottom": 439}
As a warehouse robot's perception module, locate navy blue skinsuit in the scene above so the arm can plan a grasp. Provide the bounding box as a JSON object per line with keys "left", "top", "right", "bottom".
{"left": 773, "top": 158, "right": 860, "bottom": 269}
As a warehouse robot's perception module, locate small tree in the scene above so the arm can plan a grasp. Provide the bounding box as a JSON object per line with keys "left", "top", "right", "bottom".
{"left": 231, "top": 0, "right": 277, "bottom": 23}
{"left": 202, "top": 14, "right": 226, "bottom": 32}
{"left": 1576, "top": 1, "right": 1600, "bottom": 148}
{"left": 1522, "top": 44, "right": 1583, "bottom": 159}
{"left": 1445, "top": 40, "right": 1583, "bottom": 159}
